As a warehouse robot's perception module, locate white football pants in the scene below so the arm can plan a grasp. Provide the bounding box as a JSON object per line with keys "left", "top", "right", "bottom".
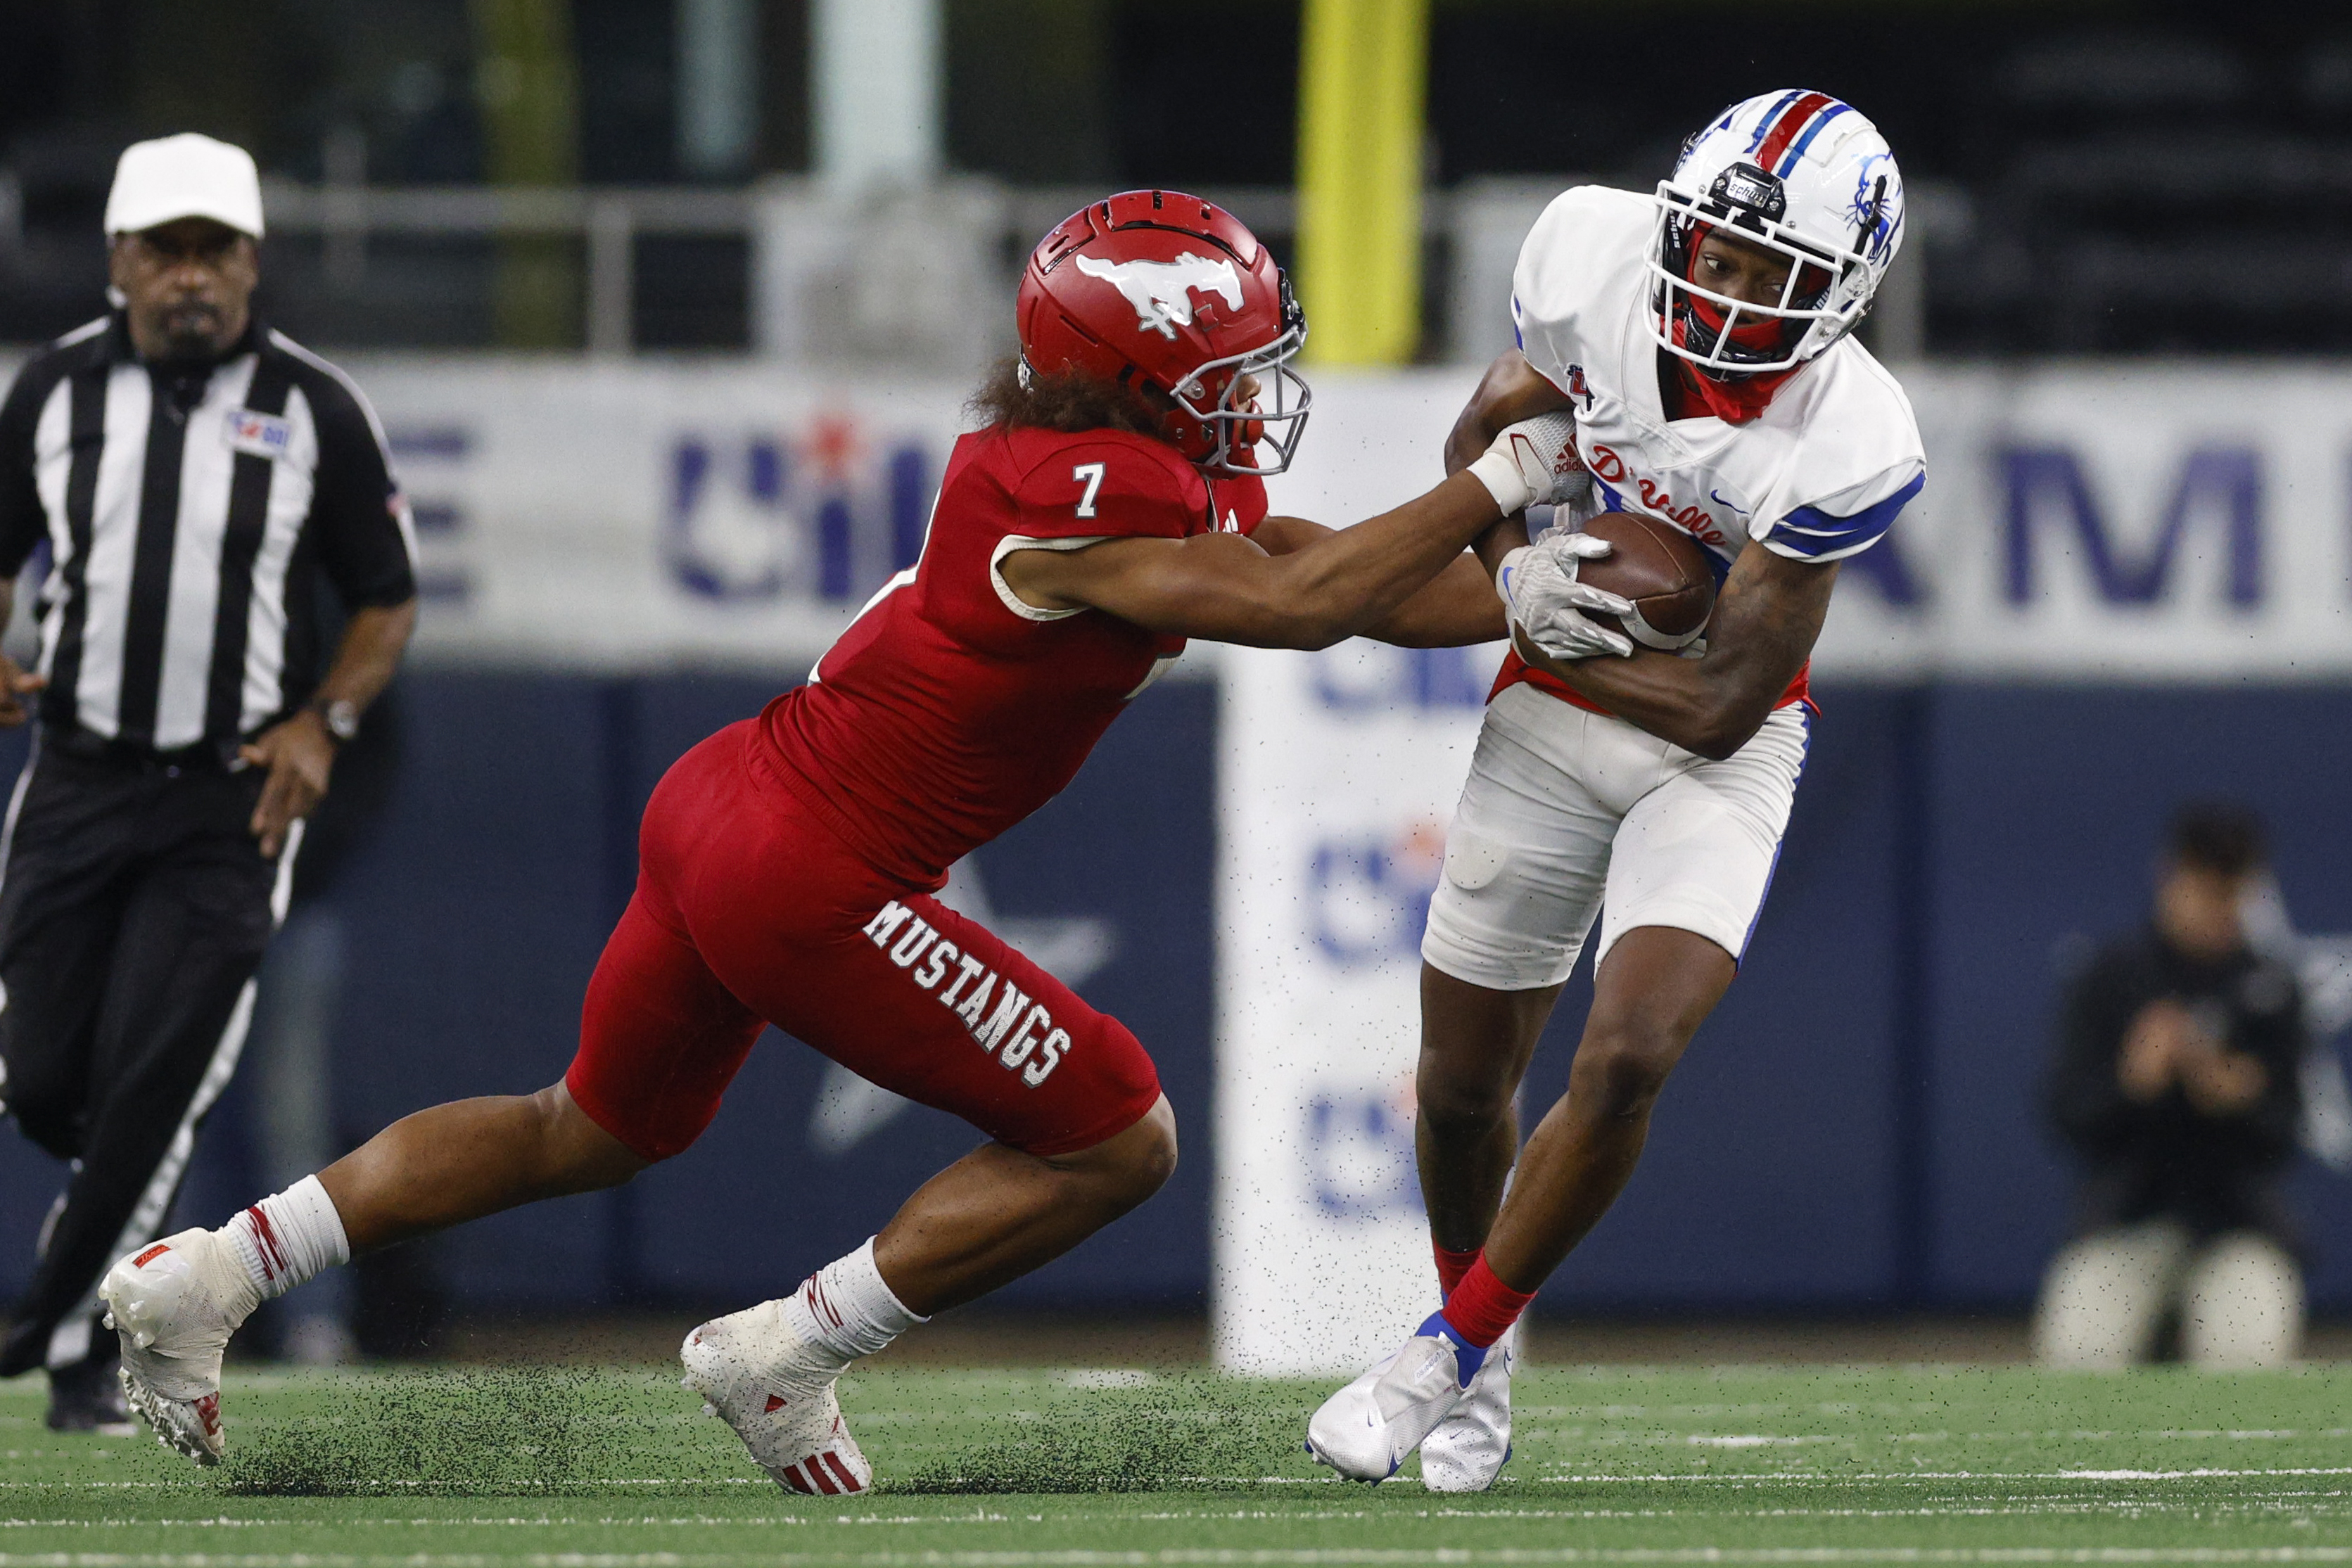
{"left": 1421, "top": 683, "right": 1810, "bottom": 990}
{"left": 2033, "top": 1220, "right": 2303, "bottom": 1370}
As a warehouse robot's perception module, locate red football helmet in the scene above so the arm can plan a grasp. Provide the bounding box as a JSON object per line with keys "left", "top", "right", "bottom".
{"left": 1016, "top": 190, "right": 1310, "bottom": 476}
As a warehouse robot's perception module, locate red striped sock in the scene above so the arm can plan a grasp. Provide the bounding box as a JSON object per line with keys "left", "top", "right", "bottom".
{"left": 1433, "top": 1244, "right": 1480, "bottom": 1296}
{"left": 1439, "top": 1255, "right": 1536, "bottom": 1349}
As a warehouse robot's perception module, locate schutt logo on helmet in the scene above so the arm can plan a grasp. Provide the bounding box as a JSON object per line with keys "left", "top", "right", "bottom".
{"left": 1708, "top": 163, "right": 1787, "bottom": 224}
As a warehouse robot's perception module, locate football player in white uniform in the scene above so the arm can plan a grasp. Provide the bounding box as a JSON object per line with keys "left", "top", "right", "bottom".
{"left": 1307, "top": 91, "right": 1926, "bottom": 1489}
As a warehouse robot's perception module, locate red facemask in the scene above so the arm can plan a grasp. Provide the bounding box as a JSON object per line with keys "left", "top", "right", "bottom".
{"left": 1670, "top": 224, "right": 1810, "bottom": 423}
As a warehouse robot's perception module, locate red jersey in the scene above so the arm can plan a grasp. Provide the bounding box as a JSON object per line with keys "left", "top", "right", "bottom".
{"left": 761, "top": 424, "right": 1264, "bottom": 888}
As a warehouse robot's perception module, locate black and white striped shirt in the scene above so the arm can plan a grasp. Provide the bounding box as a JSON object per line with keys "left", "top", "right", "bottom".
{"left": 0, "top": 315, "right": 417, "bottom": 753}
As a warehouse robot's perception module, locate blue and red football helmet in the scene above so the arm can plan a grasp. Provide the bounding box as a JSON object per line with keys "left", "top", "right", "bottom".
{"left": 1651, "top": 91, "right": 1907, "bottom": 377}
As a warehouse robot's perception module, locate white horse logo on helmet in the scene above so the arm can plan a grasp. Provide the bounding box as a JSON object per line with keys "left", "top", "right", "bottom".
{"left": 1072, "top": 251, "right": 1244, "bottom": 340}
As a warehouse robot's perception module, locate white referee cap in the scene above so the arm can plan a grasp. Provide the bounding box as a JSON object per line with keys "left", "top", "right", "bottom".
{"left": 104, "top": 134, "right": 265, "bottom": 239}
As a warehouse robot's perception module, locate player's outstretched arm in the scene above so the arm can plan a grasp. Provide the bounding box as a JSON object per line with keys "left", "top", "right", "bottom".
{"left": 1151, "top": 349, "right": 1568, "bottom": 651}
{"left": 999, "top": 415, "right": 1580, "bottom": 651}
{"left": 1514, "top": 539, "right": 1838, "bottom": 760}
{"left": 1250, "top": 514, "right": 1504, "bottom": 648}
{"left": 998, "top": 476, "right": 1501, "bottom": 651}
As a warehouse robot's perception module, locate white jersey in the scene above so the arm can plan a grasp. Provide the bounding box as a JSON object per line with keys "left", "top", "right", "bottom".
{"left": 1509, "top": 186, "right": 1924, "bottom": 568}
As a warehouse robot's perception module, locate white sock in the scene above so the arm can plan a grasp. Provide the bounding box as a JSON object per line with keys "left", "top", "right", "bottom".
{"left": 782, "top": 1237, "right": 927, "bottom": 1369}
{"left": 223, "top": 1176, "right": 352, "bottom": 1301}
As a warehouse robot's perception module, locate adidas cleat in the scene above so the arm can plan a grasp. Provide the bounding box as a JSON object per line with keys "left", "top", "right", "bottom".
{"left": 1419, "top": 1320, "right": 1516, "bottom": 1491}
{"left": 98, "top": 1230, "right": 258, "bottom": 1466}
{"left": 1304, "top": 1314, "right": 1485, "bottom": 1484}
{"left": 680, "top": 1299, "right": 871, "bottom": 1496}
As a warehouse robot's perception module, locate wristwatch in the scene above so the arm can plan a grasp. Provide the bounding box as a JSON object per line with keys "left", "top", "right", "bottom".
{"left": 311, "top": 696, "right": 360, "bottom": 744}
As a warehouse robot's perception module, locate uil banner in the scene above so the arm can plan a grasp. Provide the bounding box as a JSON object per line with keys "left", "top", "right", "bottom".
{"left": 315, "top": 359, "right": 970, "bottom": 670}
{"left": 1210, "top": 371, "right": 1505, "bottom": 1375}
{"left": 1212, "top": 639, "right": 1494, "bottom": 1375}
{"left": 1224, "top": 365, "right": 2352, "bottom": 682}
{"left": 4, "top": 354, "right": 2339, "bottom": 675}
{"left": 1852, "top": 366, "right": 2352, "bottom": 680}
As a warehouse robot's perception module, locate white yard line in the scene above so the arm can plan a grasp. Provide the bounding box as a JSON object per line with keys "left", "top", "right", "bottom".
{"left": 10, "top": 1464, "right": 2352, "bottom": 1495}
{"left": 10, "top": 1550, "right": 2352, "bottom": 1568}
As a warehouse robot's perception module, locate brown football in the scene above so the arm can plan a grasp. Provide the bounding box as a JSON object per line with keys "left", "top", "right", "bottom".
{"left": 1572, "top": 512, "right": 1717, "bottom": 649}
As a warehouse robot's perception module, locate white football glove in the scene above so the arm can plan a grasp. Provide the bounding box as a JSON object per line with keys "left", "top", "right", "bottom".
{"left": 1496, "top": 530, "right": 1636, "bottom": 661}
{"left": 1466, "top": 412, "right": 1589, "bottom": 515}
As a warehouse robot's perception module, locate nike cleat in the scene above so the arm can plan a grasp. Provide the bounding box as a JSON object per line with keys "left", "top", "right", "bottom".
{"left": 98, "top": 1230, "right": 258, "bottom": 1466}
{"left": 680, "top": 1298, "right": 872, "bottom": 1496}
{"left": 1304, "top": 1313, "right": 1485, "bottom": 1483}
{"left": 1419, "top": 1320, "right": 1516, "bottom": 1491}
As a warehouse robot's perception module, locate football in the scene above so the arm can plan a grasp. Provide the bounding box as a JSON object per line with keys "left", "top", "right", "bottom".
{"left": 1571, "top": 513, "right": 1717, "bottom": 649}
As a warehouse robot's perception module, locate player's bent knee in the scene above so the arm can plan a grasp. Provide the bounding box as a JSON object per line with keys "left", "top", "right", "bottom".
{"left": 529, "top": 1081, "right": 654, "bottom": 1193}
{"left": 1416, "top": 1072, "right": 1514, "bottom": 1136}
{"left": 1053, "top": 1094, "right": 1177, "bottom": 1210}
{"left": 1114, "top": 1097, "right": 1181, "bottom": 1203}
{"left": 1570, "top": 1023, "right": 1686, "bottom": 1119}
{"left": 1418, "top": 966, "right": 1558, "bottom": 1121}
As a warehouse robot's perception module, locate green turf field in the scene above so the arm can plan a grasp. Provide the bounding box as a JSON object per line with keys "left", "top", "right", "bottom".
{"left": 7, "top": 1360, "right": 2351, "bottom": 1563}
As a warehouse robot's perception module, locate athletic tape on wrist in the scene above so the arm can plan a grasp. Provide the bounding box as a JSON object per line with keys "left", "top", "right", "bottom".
{"left": 1466, "top": 450, "right": 1534, "bottom": 516}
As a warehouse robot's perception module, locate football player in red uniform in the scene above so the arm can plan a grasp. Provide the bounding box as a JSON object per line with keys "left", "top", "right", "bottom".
{"left": 95, "top": 191, "right": 1596, "bottom": 1491}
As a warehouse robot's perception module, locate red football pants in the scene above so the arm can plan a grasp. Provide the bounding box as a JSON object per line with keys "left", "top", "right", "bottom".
{"left": 565, "top": 720, "right": 1163, "bottom": 1162}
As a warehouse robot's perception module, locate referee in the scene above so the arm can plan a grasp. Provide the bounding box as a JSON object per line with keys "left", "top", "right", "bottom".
{"left": 0, "top": 134, "right": 417, "bottom": 1429}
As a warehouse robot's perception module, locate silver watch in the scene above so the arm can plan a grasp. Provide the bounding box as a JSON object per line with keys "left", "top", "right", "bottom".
{"left": 313, "top": 697, "right": 360, "bottom": 744}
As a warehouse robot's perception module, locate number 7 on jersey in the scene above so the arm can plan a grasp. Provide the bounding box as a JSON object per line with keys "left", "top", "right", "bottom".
{"left": 1072, "top": 462, "right": 1105, "bottom": 519}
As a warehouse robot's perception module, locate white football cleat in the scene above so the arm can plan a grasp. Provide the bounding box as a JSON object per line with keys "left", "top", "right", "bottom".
{"left": 98, "top": 1229, "right": 258, "bottom": 1467}
{"left": 1304, "top": 1314, "right": 1484, "bottom": 1483}
{"left": 1419, "top": 1320, "right": 1517, "bottom": 1491}
{"left": 680, "top": 1298, "right": 872, "bottom": 1496}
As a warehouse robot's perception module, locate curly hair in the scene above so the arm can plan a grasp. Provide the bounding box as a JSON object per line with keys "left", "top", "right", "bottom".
{"left": 966, "top": 357, "right": 1174, "bottom": 442}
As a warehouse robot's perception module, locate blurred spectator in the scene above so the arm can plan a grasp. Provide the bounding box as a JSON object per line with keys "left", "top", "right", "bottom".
{"left": 2034, "top": 803, "right": 2305, "bottom": 1369}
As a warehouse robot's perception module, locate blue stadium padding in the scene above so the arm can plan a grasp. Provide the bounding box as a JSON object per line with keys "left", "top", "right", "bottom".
{"left": 1516, "top": 690, "right": 1912, "bottom": 1311}
{"left": 1924, "top": 684, "right": 2352, "bottom": 1308}
{"left": 0, "top": 1121, "right": 53, "bottom": 1301}
{"left": 11, "top": 677, "right": 2352, "bottom": 1322}
{"left": 326, "top": 673, "right": 625, "bottom": 1308}
{"left": 0, "top": 723, "right": 58, "bottom": 1308}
